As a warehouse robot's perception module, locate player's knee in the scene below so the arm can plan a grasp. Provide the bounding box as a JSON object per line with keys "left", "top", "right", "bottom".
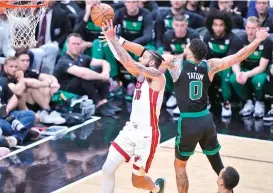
{"left": 102, "top": 162, "right": 112, "bottom": 175}
{"left": 229, "top": 73, "right": 237, "bottom": 85}
{"left": 174, "top": 158, "right": 187, "bottom": 168}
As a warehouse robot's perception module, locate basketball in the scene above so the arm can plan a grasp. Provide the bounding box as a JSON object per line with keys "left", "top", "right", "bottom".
{"left": 90, "top": 3, "right": 115, "bottom": 27}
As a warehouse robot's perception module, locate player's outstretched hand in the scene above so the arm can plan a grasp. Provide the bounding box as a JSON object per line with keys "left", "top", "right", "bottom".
{"left": 256, "top": 27, "right": 269, "bottom": 42}
{"left": 100, "top": 19, "right": 117, "bottom": 43}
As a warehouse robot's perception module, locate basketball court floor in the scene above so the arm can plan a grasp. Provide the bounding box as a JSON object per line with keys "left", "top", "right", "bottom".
{"left": 0, "top": 101, "right": 273, "bottom": 193}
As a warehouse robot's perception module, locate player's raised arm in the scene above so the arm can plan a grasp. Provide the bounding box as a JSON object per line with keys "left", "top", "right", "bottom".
{"left": 208, "top": 28, "right": 269, "bottom": 77}
{"left": 119, "top": 37, "right": 146, "bottom": 57}
{"left": 101, "top": 20, "right": 163, "bottom": 80}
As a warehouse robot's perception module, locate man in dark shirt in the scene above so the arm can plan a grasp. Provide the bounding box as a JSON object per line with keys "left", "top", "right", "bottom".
{"left": 254, "top": 0, "right": 273, "bottom": 33}
{"left": 0, "top": 74, "right": 35, "bottom": 148}
{"left": 203, "top": 8, "right": 243, "bottom": 117}
{"left": 54, "top": 33, "right": 120, "bottom": 117}
{"left": 218, "top": 0, "right": 245, "bottom": 30}
{"left": 230, "top": 17, "right": 272, "bottom": 118}
{"left": 155, "top": 0, "right": 204, "bottom": 49}
{"left": 69, "top": 0, "right": 100, "bottom": 57}
{"left": 162, "top": 14, "right": 200, "bottom": 112}
{"left": 186, "top": 1, "right": 207, "bottom": 18}
{"left": 2, "top": 52, "right": 66, "bottom": 125}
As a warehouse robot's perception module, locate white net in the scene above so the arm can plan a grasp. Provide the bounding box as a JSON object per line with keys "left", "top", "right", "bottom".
{"left": 3, "top": 1, "right": 47, "bottom": 48}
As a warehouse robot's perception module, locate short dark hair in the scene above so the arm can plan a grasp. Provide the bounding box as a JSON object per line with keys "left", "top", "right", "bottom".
{"left": 205, "top": 8, "right": 233, "bottom": 35}
{"left": 67, "top": 33, "right": 82, "bottom": 42}
{"left": 173, "top": 14, "right": 188, "bottom": 22}
{"left": 148, "top": 50, "right": 165, "bottom": 69}
{"left": 222, "top": 166, "right": 240, "bottom": 190}
{"left": 4, "top": 56, "right": 17, "bottom": 65}
{"left": 15, "top": 49, "right": 29, "bottom": 58}
{"left": 189, "top": 38, "right": 208, "bottom": 61}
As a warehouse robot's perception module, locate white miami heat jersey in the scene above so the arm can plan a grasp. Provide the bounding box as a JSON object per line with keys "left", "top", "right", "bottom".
{"left": 129, "top": 75, "right": 165, "bottom": 126}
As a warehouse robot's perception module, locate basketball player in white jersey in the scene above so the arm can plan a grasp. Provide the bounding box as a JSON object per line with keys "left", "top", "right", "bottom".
{"left": 100, "top": 21, "right": 166, "bottom": 193}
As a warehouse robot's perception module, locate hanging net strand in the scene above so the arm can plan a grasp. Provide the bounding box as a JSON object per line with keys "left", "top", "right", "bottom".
{"left": 0, "top": 0, "right": 48, "bottom": 48}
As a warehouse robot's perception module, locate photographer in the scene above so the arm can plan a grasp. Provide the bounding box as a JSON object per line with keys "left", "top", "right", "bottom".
{"left": 0, "top": 77, "right": 36, "bottom": 148}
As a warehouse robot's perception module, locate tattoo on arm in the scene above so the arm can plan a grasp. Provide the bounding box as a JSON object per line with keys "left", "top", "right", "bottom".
{"left": 109, "top": 38, "right": 135, "bottom": 66}
{"left": 168, "top": 57, "right": 182, "bottom": 82}
{"left": 176, "top": 172, "right": 189, "bottom": 193}
{"left": 134, "top": 62, "right": 162, "bottom": 77}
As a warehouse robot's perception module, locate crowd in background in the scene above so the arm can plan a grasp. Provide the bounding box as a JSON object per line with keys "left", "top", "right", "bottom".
{"left": 0, "top": 0, "right": 273, "bottom": 158}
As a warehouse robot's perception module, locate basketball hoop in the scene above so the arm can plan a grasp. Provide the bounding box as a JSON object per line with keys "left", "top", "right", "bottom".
{"left": 0, "top": 0, "right": 48, "bottom": 48}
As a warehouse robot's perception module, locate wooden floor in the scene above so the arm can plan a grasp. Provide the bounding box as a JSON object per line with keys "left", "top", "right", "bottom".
{"left": 55, "top": 134, "right": 273, "bottom": 193}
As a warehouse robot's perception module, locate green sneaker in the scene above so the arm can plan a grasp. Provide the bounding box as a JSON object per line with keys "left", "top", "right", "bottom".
{"left": 150, "top": 178, "right": 165, "bottom": 193}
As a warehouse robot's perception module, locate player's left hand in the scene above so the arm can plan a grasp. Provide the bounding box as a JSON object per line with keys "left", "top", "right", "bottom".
{"left": 99, "top": 19, "right": 117, "bottom": 43}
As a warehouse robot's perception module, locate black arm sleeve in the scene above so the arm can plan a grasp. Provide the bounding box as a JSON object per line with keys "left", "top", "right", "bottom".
{"left": 133, "top": 12, "right": 153, "bottom": 45}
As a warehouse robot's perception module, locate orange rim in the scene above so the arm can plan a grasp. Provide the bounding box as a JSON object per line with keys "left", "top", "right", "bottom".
{"left": 0, "top": 1, "right": 48, "bottom": 8}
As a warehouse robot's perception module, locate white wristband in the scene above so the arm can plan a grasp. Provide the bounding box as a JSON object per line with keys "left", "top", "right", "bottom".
{"left": 118, "top": 37, "right": 125, "bottom": 45}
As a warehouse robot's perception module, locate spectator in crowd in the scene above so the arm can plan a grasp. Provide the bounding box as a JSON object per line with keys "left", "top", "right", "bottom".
{"left": 70, "top": 0, "right": 100, "bottom": 58}
{"left": 251, "top": 0, "right": 273, "bottom": 33}
{"left": 72, "top": 0, "right": 123, "bottom": 96}
{"left": 1, "top": 55, "right": 65, "bottom": 125}
{"left": 217, "top": 166, "right": 240, "bottom": 193}
{"left": 0, "top": 10, "right": 15, "bottom": 64}
{"left": 59, "top": 0, "right": 82, "bottom": 28}
{"left": 230, "top": 17, "right": 272, "bottom": 118}
{"left": 185, "top": 1, "right": 207, "bottom": 18}
{"left": 247, "top": 0, "right": 273, "bottom": 24}
{"left": 33, "top": 0, "right": 72, "bottom": 74}
{"left": 155, "top": 0, "right": 204, "bottom": 49}
{"left": 138, "top": 0, "right": 159, "bottom": 20}
{"left": 54, "top": 33, "right": 120, "bottom": 117}
{"left": 203, "top": 8, "right": 243, "bottom": 117}
{"left": 112, "top": 0, "right": 159, "bottom": 19}
{"left": 0, "top": 75, "right": 36, "bottom": 148}
{"left": 217, "top": 0, "right": 245, "bottom": 30}
{"left": 16, "top": 51, "right": 66, "bottom": 124}
{"left": 162, "top": 14, "right": 200, "bottom": 114}
{"left": 210, "top": 0, "right": 248, "bottom": 18}
{"left": 264, "top": 63, "right": 273, "bottom": 121}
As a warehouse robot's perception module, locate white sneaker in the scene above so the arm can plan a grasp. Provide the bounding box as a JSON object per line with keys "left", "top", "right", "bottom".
{"left": 173, "top": 106, "right": 180, "bottom": 115}
{"left": 40, "top": 110, "right": 66, "bottom": 125}
{"left": 166, "top": 95, "right": 177, "bottom": 108}
{"left": 239, "top": 100, "right": 254, "bottom": 116}
{"left": 253, "top": 101, "right": 265, "bottom": 118}
{"left": 221, "top": 103, "right": 232, "bottom": 117}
